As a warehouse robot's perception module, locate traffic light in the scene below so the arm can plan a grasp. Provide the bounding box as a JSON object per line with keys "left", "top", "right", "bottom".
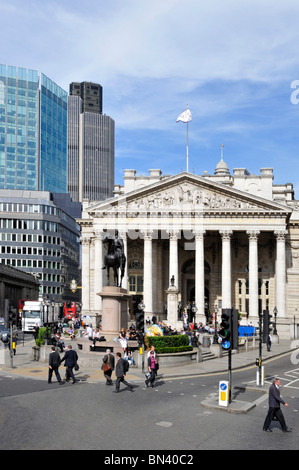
{"left": 8, "top": 308, "right": 17, "bottom": 325}
{"left": 263, "top": 310, "right": 273, "bottom": 343}
{"left": 232, "top": 309, "right": 239, "bottom": 350}
{"left": 58, "top": 304, "right": 64, "bottom": 320}
{"left": 219, "top": 309, "right": 232, "bottom": 349}
{"left": 136, "top": 312, "right": 144, "bottom": 333}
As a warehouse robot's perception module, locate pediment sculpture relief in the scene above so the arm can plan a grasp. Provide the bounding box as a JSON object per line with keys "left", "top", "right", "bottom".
{"left": 126, "top": 183, "right": 259, "bottom": 211}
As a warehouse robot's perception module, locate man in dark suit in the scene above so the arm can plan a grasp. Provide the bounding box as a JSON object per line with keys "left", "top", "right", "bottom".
{"left": 60, "top": 344, "right": 78, "bottom": 384}
{"left": 48, "top": 346, "right": 64, "bottom": 384}
{"left": 102, "top": 349, "right": 115, "bottom": 386}
{"left": 114, "top": 352, "right": 134, "bottom": 393}
{"left": 263, "top": 377, "right": 292, "bottom": 432}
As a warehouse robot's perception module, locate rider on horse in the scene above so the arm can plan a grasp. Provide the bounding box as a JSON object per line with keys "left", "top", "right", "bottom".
{"left": 102, "top": 230, "right": 126, "bottom": 287}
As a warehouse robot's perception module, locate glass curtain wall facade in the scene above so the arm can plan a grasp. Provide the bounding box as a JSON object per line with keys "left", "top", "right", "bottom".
{"left": 0, "top": 65, "right": 68, "bottom": 193}
{"left": 40, "top": 74, "right": 68, "bottom": 193}
{"left": 0, "top": 65, "right": 39, "bottom": 190}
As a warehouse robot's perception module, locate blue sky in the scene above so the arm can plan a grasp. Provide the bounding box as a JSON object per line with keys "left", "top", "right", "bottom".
{"left": 1, "top": 0, "right": 299, "bottom": 191}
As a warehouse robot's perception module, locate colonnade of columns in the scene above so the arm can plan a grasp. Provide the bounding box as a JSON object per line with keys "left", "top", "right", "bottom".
{"left": 81, "top": 228, "right": 287, "bottom": 321}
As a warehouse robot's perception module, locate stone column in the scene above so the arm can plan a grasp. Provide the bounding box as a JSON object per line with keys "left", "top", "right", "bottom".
{"left": 119, "top": 230, "right": 128, "bottom": 290}
{"left": 81, "top": 236, "right": 90, "bottom": 312}
{"left": 195, "top": 229, "right": 206, "bottom": 324}
{"left": 168, "top": 229, "right": 180, "bottom": 287}
{"left": 274, "top": 230, "right": 287, "bottom": 318}
{"left": 247, "top": 230, "right": 260, "bottom": 318}
{"left": 241, "top": 280, "right": 246, "bottom": 313}
{"left": 94, "top": 229, "right": 103, "bottom": 312}
{"left": 143, "top": 230, "right": 153, "bottom": 316}
{"left": 220, "top": 230, "right": 233, "bottom": 309}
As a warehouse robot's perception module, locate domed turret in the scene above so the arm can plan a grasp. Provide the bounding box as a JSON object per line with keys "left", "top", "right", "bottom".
{"left": 214, "top": 144, "right": 230, "bottom": 176}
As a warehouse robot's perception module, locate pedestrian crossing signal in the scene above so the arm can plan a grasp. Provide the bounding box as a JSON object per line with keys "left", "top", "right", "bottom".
{"left": 262, "top": 310, "right": 273, "bottom": 343}
{"left": 136, "top": 312, "right": 144, "bottom": 332}
{"left": 219, "top": 308, "right": 239, "bottom": 351}
{"left": 219, "top": 309, "right": 231, "bottom": 347}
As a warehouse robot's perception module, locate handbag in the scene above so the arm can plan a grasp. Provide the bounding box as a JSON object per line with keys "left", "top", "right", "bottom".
{"left": 74, "top": 363, "right": 79, "bottom": 371}
{"left": 103, "top": 362, "right": 111, "bottom": 372}
{"left": 102, "top": 354, "right": 111, "bottom": 372}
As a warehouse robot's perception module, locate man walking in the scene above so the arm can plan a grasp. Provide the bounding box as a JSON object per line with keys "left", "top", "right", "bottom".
{"left": 48, "top": 346, "right": 64, "bottom": 384}
{"left": 102, "top": 349, "right": 115, "bottom": 386}
{"left": 60, "top": 344, "right": 78, "bottom": 384}
{"left": 263, "top": 377, "right": 292, "bottom": 432}
{"left": 114, "top": 352, "right": 134, "bottom": 393}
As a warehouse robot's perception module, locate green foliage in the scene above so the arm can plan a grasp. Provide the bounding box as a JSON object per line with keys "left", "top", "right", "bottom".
{"left": 35, "top": 327, "right": 50, "bottom": 347}
{"left": 145, "top": 334, "right": 192, "bottom": 353}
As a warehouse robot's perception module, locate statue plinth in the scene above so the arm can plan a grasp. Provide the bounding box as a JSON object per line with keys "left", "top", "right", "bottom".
{"left": 98, "top": 286, "right": 131, "bottom": 335}
{"left": 166, "top": 285, "right": 183, "bottom": 331}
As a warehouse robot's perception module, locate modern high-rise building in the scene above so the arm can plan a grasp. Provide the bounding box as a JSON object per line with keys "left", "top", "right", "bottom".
{"left": 0, "top": 64, "right": 68, "bottom": 193}
{"left": 69, "top": 82, "right": 102, "bottom": 114}
{"left": 68, "top": 81, "right": 115, "bottom": 202}
{"left": 0, "top": 189, "right": 81, "bottom": 303}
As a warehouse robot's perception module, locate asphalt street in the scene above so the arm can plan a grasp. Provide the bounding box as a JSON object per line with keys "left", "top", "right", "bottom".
{"left": 0, "top": 352, "right": 298, "bottom": 451}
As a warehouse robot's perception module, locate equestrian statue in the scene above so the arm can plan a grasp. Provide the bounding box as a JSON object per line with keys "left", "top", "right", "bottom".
{"left": 102, "top": 230, "right": 126, "bottom": 288}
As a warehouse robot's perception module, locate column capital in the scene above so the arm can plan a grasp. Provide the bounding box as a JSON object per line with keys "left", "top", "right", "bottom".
{"left": 219, "top": 230, "right": 233, "bottom": 240}
{"left": 274, "top": 230, "right": 288, "bottom": 241}
{"left": 94, "top": 229, "right": 103, "bottom": 240}
{"left": 166, "top": 229, "right": 180, "bottom": 240}
{"left": 118, "top": 230, "right": 127, "bottom": 240}
{"left": 246, "top": 230, "right": 260, "bottom": 241}
{"left": 141, "top": 229, "right": 154, "bottom": 240}
{"left": 194, "top": 229, "right": 206, "bottom": 240}
{"left": 81, "top": 236, "right": 91, "bottom": 246}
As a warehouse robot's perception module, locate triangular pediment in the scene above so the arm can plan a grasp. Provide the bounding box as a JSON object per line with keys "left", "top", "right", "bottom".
{"left": 86, "top": 172, "right": 292, "bottom": 217}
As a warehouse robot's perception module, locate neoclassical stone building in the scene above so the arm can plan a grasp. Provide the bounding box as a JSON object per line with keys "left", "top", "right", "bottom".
{"left": 79, "top": 159, "right": 299, "bottom": 339}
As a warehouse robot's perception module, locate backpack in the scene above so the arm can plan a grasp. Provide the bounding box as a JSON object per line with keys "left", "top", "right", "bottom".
{"left": 124, "top": 360, "right": 129, "bottom": 373}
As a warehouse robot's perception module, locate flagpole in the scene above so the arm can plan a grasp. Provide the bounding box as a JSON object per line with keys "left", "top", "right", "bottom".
{"left": 186, "top": 103, "right": 189, "bottom": 172}
{"left": 186, "top": 121, "right": 189, "bottom": 173}
{"left": 176, "top": 106, "right": 192, "bottom": 173}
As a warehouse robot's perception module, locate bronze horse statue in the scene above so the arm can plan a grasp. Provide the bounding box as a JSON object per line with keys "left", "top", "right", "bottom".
{"left": 102, "top": 230, "right": 126, "bottom": 288}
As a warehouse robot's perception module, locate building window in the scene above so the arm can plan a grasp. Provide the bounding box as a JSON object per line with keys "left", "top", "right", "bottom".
{"left": 128, "top": 274, "right": 143, "bottom": 294}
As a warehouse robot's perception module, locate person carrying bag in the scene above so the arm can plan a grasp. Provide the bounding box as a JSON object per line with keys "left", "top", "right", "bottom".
{"left": 145, "top": 350, "right": 159, "bottom": 388}
{"left": 102, "top": 349, "right": 115, "bottom": 386}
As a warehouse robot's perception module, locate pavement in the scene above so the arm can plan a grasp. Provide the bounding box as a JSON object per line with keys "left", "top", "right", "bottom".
{"left": 0, "top": 335, "right": 296, "bottom": 386}
{"left": 1, "top": 335, "right": 297, "bottom": 414}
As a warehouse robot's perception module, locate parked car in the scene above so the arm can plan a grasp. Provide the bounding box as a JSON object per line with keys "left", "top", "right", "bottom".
{"left": 0, "top": 323, "right": 10, "bottom": 343}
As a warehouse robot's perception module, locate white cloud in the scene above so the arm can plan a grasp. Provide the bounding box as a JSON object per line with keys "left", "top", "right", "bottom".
{"left": 2, "top": 0, "right": 299, "bottom": 188}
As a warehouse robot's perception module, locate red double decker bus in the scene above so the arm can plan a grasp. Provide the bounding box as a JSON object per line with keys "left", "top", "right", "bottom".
{"left": 64, "top": 302, "right": 76, "bottom": 321}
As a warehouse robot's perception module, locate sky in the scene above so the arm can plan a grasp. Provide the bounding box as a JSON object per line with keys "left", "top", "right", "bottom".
{"left": 1, "top": 0, "right": 299, "bottom": 192}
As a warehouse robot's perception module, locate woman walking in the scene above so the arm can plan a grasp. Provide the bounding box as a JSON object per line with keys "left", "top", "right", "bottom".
{"left": 145, "top": 350, "right": 159, "bottom": 388}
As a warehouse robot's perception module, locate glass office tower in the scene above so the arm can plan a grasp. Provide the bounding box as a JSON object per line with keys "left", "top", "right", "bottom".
{"left": 0, "top": 65, "right": 67, "bottom": 193}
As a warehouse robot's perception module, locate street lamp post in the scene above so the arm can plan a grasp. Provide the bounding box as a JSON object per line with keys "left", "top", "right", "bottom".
{"left": 177, "top": 301, "right": 182, "bottom": 321}
{"left": 191, "top": 302, "right": 197, "bottom": 325}
{"left": 273, "top": 306, "right": 278, "bottom": 335}
{"left": 137, "top": 301, "right": 145, "bottom": 373}
{"left": 213, "top": 305, "right": 219, "bottom": 344}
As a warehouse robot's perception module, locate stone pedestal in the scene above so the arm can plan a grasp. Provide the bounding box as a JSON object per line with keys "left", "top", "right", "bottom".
{"left": 99, "top": 286, "right": 131, "bottom": 335}
{"left": 166, "top": 286, "right": 183, "bottom": 331}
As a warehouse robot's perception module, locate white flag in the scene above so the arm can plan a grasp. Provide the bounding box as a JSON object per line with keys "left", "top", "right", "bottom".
{"left": 176, "top": 108, "right": 192, "bottom": 123}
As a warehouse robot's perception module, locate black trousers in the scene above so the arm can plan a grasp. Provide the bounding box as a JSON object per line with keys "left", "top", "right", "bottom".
{"left": 263, "top": 407, "right": 287, "bottom": 430}
{"left": 145, "top": 369, "right": 156, "bottom": 387}
{"left": 104, "top": 369, "right": 113, "bottom": 385}
{"left": 65, "top": 366, "right": 76, "bottom": 383}
{"left": 115, "top": 376, "right": 132, "bottom": 392}
{"left": 48, "top": 366, "right": 62, "bottom": 383}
